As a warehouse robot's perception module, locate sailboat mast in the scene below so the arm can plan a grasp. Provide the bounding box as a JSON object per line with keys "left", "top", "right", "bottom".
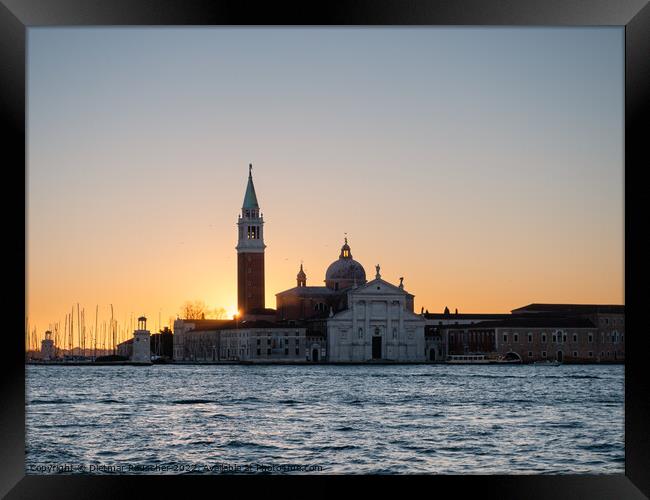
{"left": 94, "top": 305, "right": 98, "bottom": 360}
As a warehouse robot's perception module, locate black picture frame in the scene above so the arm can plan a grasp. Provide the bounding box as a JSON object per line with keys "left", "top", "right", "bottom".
{"left": 2, "top": 0, "right": 648, "bottom": 497}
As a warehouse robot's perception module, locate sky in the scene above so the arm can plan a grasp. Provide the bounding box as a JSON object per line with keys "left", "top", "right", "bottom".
{"left": 27, "top": 27, "right": 624, "bottom": 336}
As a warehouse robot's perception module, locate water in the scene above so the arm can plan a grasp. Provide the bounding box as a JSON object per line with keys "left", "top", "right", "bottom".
{"left": 26, "top": 364, "right": 624, "bottom": 474}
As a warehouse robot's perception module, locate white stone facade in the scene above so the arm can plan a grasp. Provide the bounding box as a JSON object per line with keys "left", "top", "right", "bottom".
{"left": 132, "top": 329, "right": 151, "bottom": 363}
{"left": 327, "top": 277, "right": 426, "bottom": 362}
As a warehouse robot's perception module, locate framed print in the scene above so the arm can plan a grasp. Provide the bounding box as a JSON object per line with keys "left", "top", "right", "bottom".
{"left": 2, "top": 0, "right": 649, "bottom": 498}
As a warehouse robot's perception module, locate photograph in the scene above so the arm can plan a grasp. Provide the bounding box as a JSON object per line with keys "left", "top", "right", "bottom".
{"left": 22, "top": 25, "right": 629, "bottom": 477}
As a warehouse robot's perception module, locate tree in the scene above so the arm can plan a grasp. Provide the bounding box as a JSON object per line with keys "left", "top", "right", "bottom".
{"left": 180, "top": 301, "right": 229, "bottom": 320}
{"left": 180, "top": 300, "right": 207, "bottom": 320}
{"left": 208, "top": 307, "right": 228, "bottom": 319}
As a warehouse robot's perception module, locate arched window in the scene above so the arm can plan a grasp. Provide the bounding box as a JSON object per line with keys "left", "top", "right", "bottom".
{"left": 393, "top": 328, "right": 398, "bottom": 339}
{"left": 358, "top": 327, "right": 363, "bottom": 339}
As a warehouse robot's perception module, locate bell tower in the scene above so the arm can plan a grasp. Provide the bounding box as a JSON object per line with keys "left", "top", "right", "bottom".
{"left": 297, "top": 263, "right": 307, "bottom": 287}
{"left": 236, "top": 164, "right": 266, "bottom": 315}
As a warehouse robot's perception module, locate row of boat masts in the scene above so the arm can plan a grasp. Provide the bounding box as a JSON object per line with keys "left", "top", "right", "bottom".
{"left": 25, "top": 304, "right": 169, "bottom": 358}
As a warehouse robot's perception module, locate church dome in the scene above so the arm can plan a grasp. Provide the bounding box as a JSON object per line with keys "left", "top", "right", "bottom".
{"left": 325, "top": 238, "right": 366, "bottom": 290}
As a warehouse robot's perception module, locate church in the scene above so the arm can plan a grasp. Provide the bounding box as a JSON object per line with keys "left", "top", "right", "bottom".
{"left": 238, "top": 165, "right": 426, "bottom": 362}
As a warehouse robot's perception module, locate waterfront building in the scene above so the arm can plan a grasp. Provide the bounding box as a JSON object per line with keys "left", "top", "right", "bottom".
{"left": 40, "top": 330, "right": 55, "bottom": 360}
{"left": 511, "top": 304, "right": 625, "bottom": 362}
{"left": 131, "top": 316, "right": 152, "bottom": 363}
{"left": 175, "top": 319, "right": 307, "bottom": 362}
{"left": 423, "top": 312, "right": 511, "bottom": 362}
{"left": 442, "top": 315, "right": 617, "bottom": 363}
{"left": 173, "top": 318, "right": 232, "bottom": 361}
{"left": 326, "top": 266, "right": 425, "bottom": 362}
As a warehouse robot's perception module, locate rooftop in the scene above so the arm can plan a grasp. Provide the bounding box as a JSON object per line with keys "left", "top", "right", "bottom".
{"left": 511, "top": 303, "right": 625, "bottom": 315}
{"left": 442, "top": 316, "right": 596, "bottom": 329}
{"left": 424, "top": 313, "right": 511, "bottom": 320}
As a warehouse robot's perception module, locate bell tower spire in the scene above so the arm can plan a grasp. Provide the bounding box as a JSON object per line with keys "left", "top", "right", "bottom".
{"left": 236, "top": 163, "right": 266, "bottom": 316}
{"left": 297, "top": 262, "right": 307, "bottom": 287}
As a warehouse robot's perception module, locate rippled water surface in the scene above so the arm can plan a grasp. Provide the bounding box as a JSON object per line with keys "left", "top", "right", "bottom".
{"left": 26, "top": 364, "right": 624, "bottom": 474}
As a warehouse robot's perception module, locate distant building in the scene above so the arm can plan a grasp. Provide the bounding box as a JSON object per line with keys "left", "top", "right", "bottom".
{"left": 437, "top": 304, "right": 625, "bottom": 363}
{"left": 40, "top": 330, "right": 55, "bottom": 360}
{"left": 131, "top": 316, "right": 151, "bottom": 363}
{"left": 423, "top": 312, "right": 511, "bottom": 362}
{"left": 174, "top": 319, "right": 307, "bottom": 362}
{"left": 172, "top": 319, "right": 232, "bottom": 360}
{"left": 511, "top": 304, "right": 625, "bottom": 362}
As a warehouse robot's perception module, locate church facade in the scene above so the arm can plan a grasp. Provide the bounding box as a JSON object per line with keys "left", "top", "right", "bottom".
{"left": 326, "top": 267, "right": 426, "bottom": 362}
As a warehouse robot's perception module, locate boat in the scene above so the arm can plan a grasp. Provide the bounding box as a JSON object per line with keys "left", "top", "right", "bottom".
{"left": 492, "top": 352, "right": 523, "bottom": 364}
{"left": 533, "top": 360, "right": 561, "bottom": 366}
{"left": 446, "top": 354, "right": 491, "bottom": 364}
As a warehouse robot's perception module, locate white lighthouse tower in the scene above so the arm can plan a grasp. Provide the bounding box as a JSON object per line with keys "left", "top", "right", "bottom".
{"left": 131, "top": 316, "right": 151, "bottom": 364}
{"left": 40, "top": 330, "right": 55, "bottom": 361}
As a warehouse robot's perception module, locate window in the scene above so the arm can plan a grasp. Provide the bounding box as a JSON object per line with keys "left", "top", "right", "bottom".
{"left": 573, "top": 334, "right": 577, "bottom": 343}
{"left": 563, "top": 334, "right": 567, "bottom": 343}
{"left": 528, "top": 333, "right": 533, "bottom": 343}
{"left": 393, "top": 328, "right": 398, "bottom": 339}
{"left": 285, "top": 348, "right": 289, "bottom": 355}
{"left": 528, "top": 351, "right": 533, "bottom": 357}
{"left": 573, "top": 351, "right": 578, "bottom": 357}
{"left": 542, "top": 334, "right": 547, "bottom": 343}
{"left": 295, "top": 347, "right": 299, "bottom": 355}
{"left": 542, "top": 351, "right": 547, "bottom": 358}
{"left": 503, "top": 334, "right": 508, "bottom": 343}
{"left": 589, "top": 351, "right": 593, "bottom": 358}
{"left": 513, "top": 334, "right": 519, "bottom": 343}
{"left": 267, "top": 348, "right": 271, "bottom": 355}
{"left": 358, "top": 327, "right": 363, "bottom": 338}
{"left": 552, "top": 335, "right": 556, "bottom": 343}
{"left": 588, "top": 334, "right": 593, "bottom": 343}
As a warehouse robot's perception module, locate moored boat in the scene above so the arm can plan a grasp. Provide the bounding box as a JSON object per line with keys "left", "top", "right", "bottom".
{"left": 533, "top": 360, "right": 561, "bottom": 366}
{"left": 446, "top": 354, "right": 491, "bottom": 364}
